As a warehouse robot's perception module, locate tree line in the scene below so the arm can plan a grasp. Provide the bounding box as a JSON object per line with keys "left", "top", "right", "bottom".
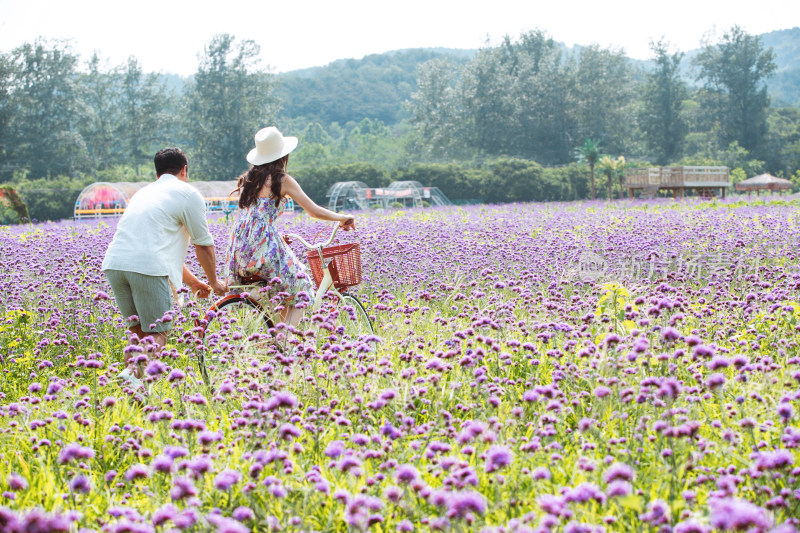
{"left": 409, "top": 27, "right": 798, "bottom": 177}
{"left": 1, "top": 27, "right": 799, "bottom": 222}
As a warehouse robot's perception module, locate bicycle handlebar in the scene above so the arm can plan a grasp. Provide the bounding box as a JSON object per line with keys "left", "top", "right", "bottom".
{"left": 284, "top": 222, "right": 340, "bottom": 250}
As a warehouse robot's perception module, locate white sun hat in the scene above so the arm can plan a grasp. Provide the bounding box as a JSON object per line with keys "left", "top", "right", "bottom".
{"left": 246, "top": 127, "right": 298, "bottom": 165}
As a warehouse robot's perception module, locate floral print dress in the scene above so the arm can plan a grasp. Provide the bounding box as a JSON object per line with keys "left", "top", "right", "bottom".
{"left": 226, "top": 198, "right": 314, "bottom": 302}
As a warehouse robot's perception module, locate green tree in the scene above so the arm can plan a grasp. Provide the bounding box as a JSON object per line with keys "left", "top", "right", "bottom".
{"left": 5, "top": 39, "right": 89, "bottom": 179}
{"left": 763, "top": 107, "right": 800, "bottom": 177}
{"left": 639, "top": 40, "right": 688, "bottom": 164}
{"left": 184, "top": 34, "right": 278, "bottom": 180}
{"left": 0, "top": 52, "right": 14, "bottom": 181}
{"left": 501, "top": 31, "right": 574, "bottom": 164}
{"left": 575, "top": 138, "right": 601, "bottom": 200}
{"left": 573, "top": 45, "right": 634, "bottom": 154}
{"left": 118, "top": 57, "right": 172, "bottom": 175}
{"left": 77, "top": 54, "right": 120, "bottom": 170}
{"left": 408, "top": 58, "right": 471, "bottom": 160}
{"left": 693, "top": 26, "right": 777, "bottom": 155}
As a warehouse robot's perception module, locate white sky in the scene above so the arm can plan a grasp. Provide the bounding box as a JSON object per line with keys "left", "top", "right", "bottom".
{"left": 0, "top": 0, "right": 797, "bottom": 75}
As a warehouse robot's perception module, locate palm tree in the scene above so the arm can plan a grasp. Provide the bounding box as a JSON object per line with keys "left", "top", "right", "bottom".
{"left": 575, "top": 139, "right": 600, "bottom": 200}
{"left": 598, "top": 155, "right": 626, "bottom": 200}
{"left": 616, "top": 156, "right": 627, "bottom": 199}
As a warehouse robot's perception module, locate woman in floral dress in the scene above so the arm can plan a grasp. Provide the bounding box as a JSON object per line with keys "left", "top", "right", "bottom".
{"left": 227, "top": 127, "right": 354, "bottom": 324}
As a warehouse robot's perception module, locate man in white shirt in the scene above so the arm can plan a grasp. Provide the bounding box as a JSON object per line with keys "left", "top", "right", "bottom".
{"left": 102, "top": 148, "right": 226, "bottom": 369}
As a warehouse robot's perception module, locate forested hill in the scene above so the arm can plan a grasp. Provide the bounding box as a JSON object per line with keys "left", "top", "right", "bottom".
{"left": 759, "top": 27, "right": 800, "bottom": 106}
{"left": 274, "top": 48, "right": 475, "bottom": 125}
{"left": 273, "top": 28, "right": 800, "bottom": 126}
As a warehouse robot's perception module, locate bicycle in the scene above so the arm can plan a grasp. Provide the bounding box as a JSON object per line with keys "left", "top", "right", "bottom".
{"left": 195, "top": 222, "right": 373, "bottom": 389}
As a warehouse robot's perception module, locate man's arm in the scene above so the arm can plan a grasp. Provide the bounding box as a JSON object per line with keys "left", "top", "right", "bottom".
{"left": 195, "top": 244, "right": 226, "bottom": 296}
{"left": 183, "top": 265, "right": 211, "bottom": 298}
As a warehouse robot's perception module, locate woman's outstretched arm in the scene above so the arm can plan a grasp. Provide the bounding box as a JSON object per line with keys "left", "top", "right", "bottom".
{"left": 281, "top": 175, "right": 354, "bottom": 228}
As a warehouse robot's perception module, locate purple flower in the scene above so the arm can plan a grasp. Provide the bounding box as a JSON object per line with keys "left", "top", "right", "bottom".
{"left": 706, "top": 373, "right": 726, "bottom": 389}
{"left": 397, "top": 519, "right": 414, "bottom": 532}
{"left": 384, "top": 485, "right": 402, "bottom": 503}
{"left": 13, "top": 509, "right": 74, "bottom": 532}
{"left": 709, "top": 498, "right": 772, "bottom": 531}
{"left": 7, "top": 473, "right": 27, "bottom": 491}
{"left": 152, "top": 454, "right": 173, "bottom": 474}
{"left": 606, "top": 480, "right": 632, "bottom": 497}
{"left": 68, "top": 475, "right": 92, "bottom": 494}
{"left": 532, "top": 467, "right": 551, "bottom": 480}
{"left": 232, "top": 506, "right": 254, "bottom": 522}
{"left": 325, "top": 440, "right": 346, "bottom": 458}
{"left": 661, "top": 327, "right": 681, "bottom": 342}
{"left": 198, "top": 430, "right": 222, "bottom": 446}
{"left": 278, "top": 423, "right": 301, "bottom": 440}
{"left": 538, "top": 494, "right": 567, "bottom": 516}
{"left": 214, "top": 469, "right": 242, "bottom": 491}
{"left": 445, "top": 490, "right": 487, "bottom": 519}
{"left": 269, "top": 484, "right": 287, "bottom": 498}
{"left": 485, "top": 445, "right": 513, "bottom": 473}
{"left": 173, "top": 508, "right": 199, "bottom": 528}
{"left": 152, "top": 504, "right": 178, "bottom": 527}
{"left": 777, "top": 402, "right": 794, "bottom": 420}
{"left": 170, "top": 476, "right": 198, "bottom": 501}
{"left": 187, "top": 456, "right": 212, "bottom": 477}
{"left": 640, "top": 499, "right": 671, "bottom": 525}
{"left": 266, "top": 391, "right": 298, "bottom": 410}
{"left": 522, "top": 389, "right": 540, "bottom": 402}
{"left": 593, "top": 386, "right": 612, "bottom": 398}
{"left": 754, "top": 450, "right": 794, "bottom": 471}
{"left": 603, "top": 462, "right": 634, "bottom": 483}
{"left": 58, "top": 442, "right": 95, "bottom": 464}
{"left": 163, "top": 446, "right": 189, "bottom": 459}
{"left": 206, "top": 514, "right": 249, "bottom": 533}
{"left": 124, "top": 464, "right": 151, "bottom": 482}
{"left": 395, "top": 464, "right": 420, "bottom": 484}
{"left": 564, "top": 522, "right": 598, "bottom": 533}
{"left": 564, "top": 482, "right": 606, "bottom": 504}
{"left": 167, "top": 368, "right": 186, "bottom": 382}
{"left": 673, "top": 520, "right": 711, "bottom": 533}
{"left": 145, "top": 360, "right": 167, "bottom": 376}
{"left": 381, "top": 423, "right": 402, "bottom": 440}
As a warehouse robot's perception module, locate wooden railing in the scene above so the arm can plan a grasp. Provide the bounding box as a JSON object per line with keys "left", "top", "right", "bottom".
{"left": 625, "top": 166, "right": 730, "bottom": 187}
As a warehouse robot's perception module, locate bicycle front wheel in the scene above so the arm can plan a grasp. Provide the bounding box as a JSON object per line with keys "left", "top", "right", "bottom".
{"left": 336, "top": 293, "right": 374, "bottom": 340}
{"left": 198, "top": 295, "right": 274, "bottom": 390}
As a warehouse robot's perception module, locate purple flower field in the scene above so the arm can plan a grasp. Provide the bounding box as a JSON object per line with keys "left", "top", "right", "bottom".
{"left": 0, "top": 198, "right": 799, "bottom": 532}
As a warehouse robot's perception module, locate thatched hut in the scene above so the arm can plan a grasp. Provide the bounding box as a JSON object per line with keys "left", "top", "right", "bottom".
{"left": 735, "top": 174, "right": 793, "bottom": 197}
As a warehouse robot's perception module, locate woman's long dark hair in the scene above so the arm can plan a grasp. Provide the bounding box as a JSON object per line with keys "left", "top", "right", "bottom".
{"left": 236, "top": 154, "right": 289, "bottom": 209}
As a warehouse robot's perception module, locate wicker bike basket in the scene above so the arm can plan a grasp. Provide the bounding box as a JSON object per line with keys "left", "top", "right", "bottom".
{"left": 305, "top": 243, "right": 362, "bottom": 290}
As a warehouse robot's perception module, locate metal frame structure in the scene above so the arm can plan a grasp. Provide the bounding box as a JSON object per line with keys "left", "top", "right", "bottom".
{"left": 326, "top": 181, "right": 369, "bottom": 211}
{"left": 74, "top": 180, "right": 241, "bottom": 219}
{"left": 327, "top": 180, "right": 452, "bottom": 211}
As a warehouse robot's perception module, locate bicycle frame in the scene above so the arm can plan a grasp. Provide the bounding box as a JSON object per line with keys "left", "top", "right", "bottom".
{"left": 208, "top": 222, "right": 349, "bottom": 320}
{"left": 285, "top": 222, "right": 348, "bottom": 313}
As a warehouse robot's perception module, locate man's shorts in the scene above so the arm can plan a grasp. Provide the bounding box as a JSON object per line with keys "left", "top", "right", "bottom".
{"left": 105, "top": 270, "right": 173, "bottom": 332}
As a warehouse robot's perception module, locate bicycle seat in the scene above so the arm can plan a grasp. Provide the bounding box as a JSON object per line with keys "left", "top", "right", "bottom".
{"left": 237, "top": 274, "right": 268, "bottom": 285}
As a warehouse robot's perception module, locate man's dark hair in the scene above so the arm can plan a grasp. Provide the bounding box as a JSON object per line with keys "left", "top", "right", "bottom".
{"left": 154, "top": 148, "right": 188, "bottom": 177}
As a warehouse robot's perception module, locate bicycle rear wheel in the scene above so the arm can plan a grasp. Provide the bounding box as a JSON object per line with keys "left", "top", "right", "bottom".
{"left": 197, "top": 295, "right": 274, "bottom": 390}
{"left": 335, "top": 293, "right": 374, "bottom": 340}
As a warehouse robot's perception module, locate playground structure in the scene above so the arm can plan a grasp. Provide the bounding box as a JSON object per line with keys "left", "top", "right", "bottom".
{"left": 326, "top": 180, "right": 452, "bottom": 211}
{"left": 624, "top": 166, "right": 731, "bottom": 199}
{"left": 0, "top": 186, "right": 29, "bottom": 223}
{"left": 73, "top": 181, "right": 299, "bottom": 219}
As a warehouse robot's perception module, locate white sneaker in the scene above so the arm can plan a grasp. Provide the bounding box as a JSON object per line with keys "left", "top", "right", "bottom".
{"left": 117, "top": 367, "right": 144, "bottom": 391}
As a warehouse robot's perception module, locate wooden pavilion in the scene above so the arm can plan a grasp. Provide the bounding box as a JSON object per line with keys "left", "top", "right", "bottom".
{"left": 624, "top": 166, "right": 731, "bottom": 199}
{"left": 735, "top": 173, "right": 793, "bottom": 197}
